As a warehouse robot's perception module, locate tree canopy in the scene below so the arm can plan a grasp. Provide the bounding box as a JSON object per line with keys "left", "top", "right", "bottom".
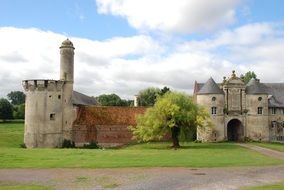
{"left": 7, "top": 91, "right": 25, "bottom": 105}
{"left": 240, "top": 71, "right": 257, "bottom": 84}
{"left": 96, "top": 93, "right": 133, "bottom": 106}
{"left": 0, "top": 98, "right": 13, "bottom": 121}
{"left": 131, "top": 92, "right": 211, "bottom": 148}
{"left": 137, "top": 86, "right": 171, "bottom": 106}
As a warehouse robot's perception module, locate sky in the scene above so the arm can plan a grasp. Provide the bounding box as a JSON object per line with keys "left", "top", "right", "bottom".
{"left": 0, "top": 0, "right": 284, "bottom": 99}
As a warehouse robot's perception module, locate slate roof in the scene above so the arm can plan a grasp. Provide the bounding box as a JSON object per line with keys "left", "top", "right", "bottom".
{"left": 197, "top": 77, "right": 224, "bottom": 94}
{"left": 264, "top": 83, "right": 284, "bottom": 107}
{"left": 72, "top": 91, "right": 97, "bottom": 106}
{"left": 245, "top": 79, "right": 267, "bottom": 94}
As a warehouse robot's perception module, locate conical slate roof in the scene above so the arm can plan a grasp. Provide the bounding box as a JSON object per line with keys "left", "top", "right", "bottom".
{"left": 198, "top": 77, "right": 224, "bottom": 94}
{"left": 245, "top": 78, "right": 267, "bottom": 94}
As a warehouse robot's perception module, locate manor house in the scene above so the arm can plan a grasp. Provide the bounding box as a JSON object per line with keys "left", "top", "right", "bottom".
{"left": 194, "top": 72, "right": 284, "bottom": 142}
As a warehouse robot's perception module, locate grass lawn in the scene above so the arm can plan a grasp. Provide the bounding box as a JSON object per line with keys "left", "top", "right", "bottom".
{"left": 240, "top": 182, "right": 284, "bottom": 190}
{"left": 0, "top": 122, "right": 284, "bottom": 168}
{"left": 252, "top": 142, "right": 284, "bottom": 152}
{"left": 0, "top": 183, "right": 53, "bottom": 190}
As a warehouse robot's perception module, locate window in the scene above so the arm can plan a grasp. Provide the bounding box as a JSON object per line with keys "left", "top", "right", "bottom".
{"left": 211, "top": 107, "right": 217, "bottom": 115}
{"left": 58, "top": 95, "right": 61, "bottom": 99}
{"left": 212, "top": 97, "right": 216, "bottom": 101}
{"left": 271, "top": 108, "right": 276, "bottom": 115}
{"left": 258, "top": 97, "right": 262, "bottom": 101}
{"left": 50, "top": 113, "right": 55, "bottom": 120}
{"left": 257, "top": 107, "right": 263, "bottom": 115}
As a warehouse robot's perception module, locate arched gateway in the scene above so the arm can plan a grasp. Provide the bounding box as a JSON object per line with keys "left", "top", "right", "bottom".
{"left": 227, "top": 119, "right": 243, "bottom": 141}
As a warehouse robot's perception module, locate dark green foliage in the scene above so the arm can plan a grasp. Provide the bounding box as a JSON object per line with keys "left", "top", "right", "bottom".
{"left": 13, "top": 104, "right": 25, "bottom": 119}
{"left": 137, "top": 87, "right": 160, "bottom": 106}
{"left": 240, "top": 71, "right": 257, "bottom": 84}
{"left": 62, "top": 139, "right": 75, "bottom": 148}
{"left": 96, "top": 94, "right": 132, "bottom": 106}
{"left": 137, "top": 86, "right": 171, "bottom": 106}
{"left": 20, "top": 143, "right": 26, "bottom": 148}
{"left": 7, "top": 91, "right": 25, "bottom": 105}
{"left": 0, "top": 98, "right": 13, "bottom": 121}
{"left": 83, "top": 141, "right": 100, "bottom": 149}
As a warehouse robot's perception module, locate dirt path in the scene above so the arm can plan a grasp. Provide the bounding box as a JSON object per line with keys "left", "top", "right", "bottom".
{"left": 1, "top": 166, "right": 284, "bottom": 190}
{"left": 238, "top": 143, "right": 284, "bottom": 160}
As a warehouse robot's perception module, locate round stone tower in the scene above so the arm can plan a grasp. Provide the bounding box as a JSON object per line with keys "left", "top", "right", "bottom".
{"left": 22, "top": 39, "right": 76, "bottom": 148}
{"left": 60, "top": 39, "right": 75, "bottom": 82}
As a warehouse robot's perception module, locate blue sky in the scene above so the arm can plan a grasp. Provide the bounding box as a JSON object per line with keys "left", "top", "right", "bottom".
{"left": 0, "top": 0, "right": 284, "bottom": 98}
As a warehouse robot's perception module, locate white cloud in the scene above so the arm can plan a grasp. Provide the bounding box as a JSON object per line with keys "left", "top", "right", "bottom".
{"left": 1, "top": 23, "right": 284, "bottom": 100}
{"left": 96, "top": 0, "right": 241, "bottom": 33}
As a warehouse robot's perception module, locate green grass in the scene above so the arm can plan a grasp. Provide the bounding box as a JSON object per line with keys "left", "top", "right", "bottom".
{"left": 252, "top": 142, "right": 284, "bottom": 152}
{"left": 240, "top": 182, "right": 284, "bottom": 190}
{"left": 0, "top": 122, "right": 24, "bottom": 148}
{"left": 0, "top": 122, "right": 284, "bottom": 168}
{"left": 0, "top": 183, "right": 53, "bottom": 190}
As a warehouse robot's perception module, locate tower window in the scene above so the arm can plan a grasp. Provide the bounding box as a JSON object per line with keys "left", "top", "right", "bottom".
{"left": 258, "top": 97, "right": 262, "bottom": 101}
{"left": 212, "top": 97, "right": 216, "bottom": 101}
{"left": 271, "top": 108, "right": 276, "bottom": 115}
{"left": 58, "top": 95, "right": 61, "bottom": 99}
{"left": 257, "top": 107, "right": 263, "bottom": 115}
{"left": 211, "top": 107, "right": 217, "bottom": 115}
{"left": 50, "top": 113, "right": 55, "bottom": 120}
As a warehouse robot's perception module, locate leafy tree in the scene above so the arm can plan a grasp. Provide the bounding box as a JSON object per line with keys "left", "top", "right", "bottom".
{"left": 96, "top": 94, "right": 132, "bottom": 106}
{"left": 137, "top": 87, "right": 160, "bottom": 106}
{"left": 240, "top": 71, "right": 257, "bottom": 84}
{"left": 159, "top": 86, "right": 171, "bottom": 96}
{"left": 0, "top": 98, "right": 13, "bottom": 121}
{"left": 7, "top": 91, "right": 25, "bottom": 105}
{"left": 13, "top": 104, "right": 25, "bottom": 119}
{"left": 131, "top": 92, "right": 211, "bottom": 148}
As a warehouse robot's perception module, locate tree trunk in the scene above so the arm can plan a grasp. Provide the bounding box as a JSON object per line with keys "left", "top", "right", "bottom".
{"left": 171, "top": 126, "right": 180, "bottom": 148}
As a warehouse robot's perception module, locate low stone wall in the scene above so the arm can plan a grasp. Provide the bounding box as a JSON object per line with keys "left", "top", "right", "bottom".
{"left": 72, "top": 106, "right": 146, "bottom": 147}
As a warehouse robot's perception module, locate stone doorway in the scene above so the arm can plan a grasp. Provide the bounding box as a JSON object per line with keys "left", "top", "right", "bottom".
{"left": 227, "top": 119, "right": 243, "bottom": 141}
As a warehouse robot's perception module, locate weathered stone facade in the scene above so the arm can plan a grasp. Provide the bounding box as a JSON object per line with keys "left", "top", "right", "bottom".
{"left": 194, "top": 71, "right": 284, "bottom": 142}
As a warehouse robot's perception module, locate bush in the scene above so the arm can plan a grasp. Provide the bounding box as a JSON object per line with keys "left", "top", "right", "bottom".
{"left": 83, "top": 141, "right": 100, "bottom": 149}
{"left": 62, "top": 139, "right": 75, "bottom": 148}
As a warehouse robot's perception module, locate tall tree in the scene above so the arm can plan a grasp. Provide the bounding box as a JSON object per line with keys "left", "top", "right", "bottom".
{"left": 96, "top": 94, "right": 132, "bottom": 106}
{"left": 7, "top": 91, "right": 25, "bottom": 105}
{"left": 159, "top": 86, "right": 171, "bottom": 96}
{"left": 0, "top": 98, "right": 13, "bottom": 121}
{"left": 131, "top": 92, "right": 211, "bottom": 148}
{"left": 240, "top": 71, "right": 257, "bottom": 84}
{"left": 137, "top": 87, "right": 160, "bottom": 106}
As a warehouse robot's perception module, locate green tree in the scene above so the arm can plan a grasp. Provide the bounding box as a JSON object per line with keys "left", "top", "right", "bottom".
{"left": 131, "top": 92, "right": 211, "bottom": 148}
{"left": 240, "top": 71, "right": 257, "bottom": 84}
{"left": 13, "top": 104, "right": 25, "bottom": 119}
{"left": 159, "top": 86, "right": 171, "bottom": 96}
{"left": 7, "top": 91, "right": 25, "bottom": 105}
{"left": 0, "top": 98, "right": 13, "bottom": 121}
{"left": 96, "top": 94, "right": 132, "bottom": 106}
{"left": 137, "top": 87, "right": 160, "bottom": 106}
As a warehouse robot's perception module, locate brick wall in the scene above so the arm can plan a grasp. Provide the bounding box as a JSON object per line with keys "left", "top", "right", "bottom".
{"left": 72, "top": 106, "right": 146, "bottom": 147}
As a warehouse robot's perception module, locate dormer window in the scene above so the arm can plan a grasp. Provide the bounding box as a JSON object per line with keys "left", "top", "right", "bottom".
{"left": 271, "top": 108, "right": 276, "bottom": 115}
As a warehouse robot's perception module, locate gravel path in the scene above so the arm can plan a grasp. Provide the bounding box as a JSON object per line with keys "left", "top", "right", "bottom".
{"left": 0, "top": 166, "right": 284, "bottom": 190}
{"left": 238, "top": 143, "right": 284, "bottom": 160}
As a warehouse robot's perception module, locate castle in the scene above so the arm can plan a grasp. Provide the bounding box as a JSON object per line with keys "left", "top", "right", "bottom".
{"left": 194, "top": 71, "right": 284, "bottom": 142}
{"left": 22, "top": 39, "right": 145, "bottom": 148}
{"left": 23, "top": 40, "right": 284, "bottom": 148}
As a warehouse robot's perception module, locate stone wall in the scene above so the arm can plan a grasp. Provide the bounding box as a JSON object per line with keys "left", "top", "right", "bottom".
{"left": 72, "top": 106, "right": 146, "bottom": 147}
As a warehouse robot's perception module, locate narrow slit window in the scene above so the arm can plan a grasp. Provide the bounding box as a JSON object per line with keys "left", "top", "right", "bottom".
{"left": 257, "top": 107, "right": 263, "bottom": 115}
{"left": 58, "top": 95, "right": 61, "bottom": 99}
